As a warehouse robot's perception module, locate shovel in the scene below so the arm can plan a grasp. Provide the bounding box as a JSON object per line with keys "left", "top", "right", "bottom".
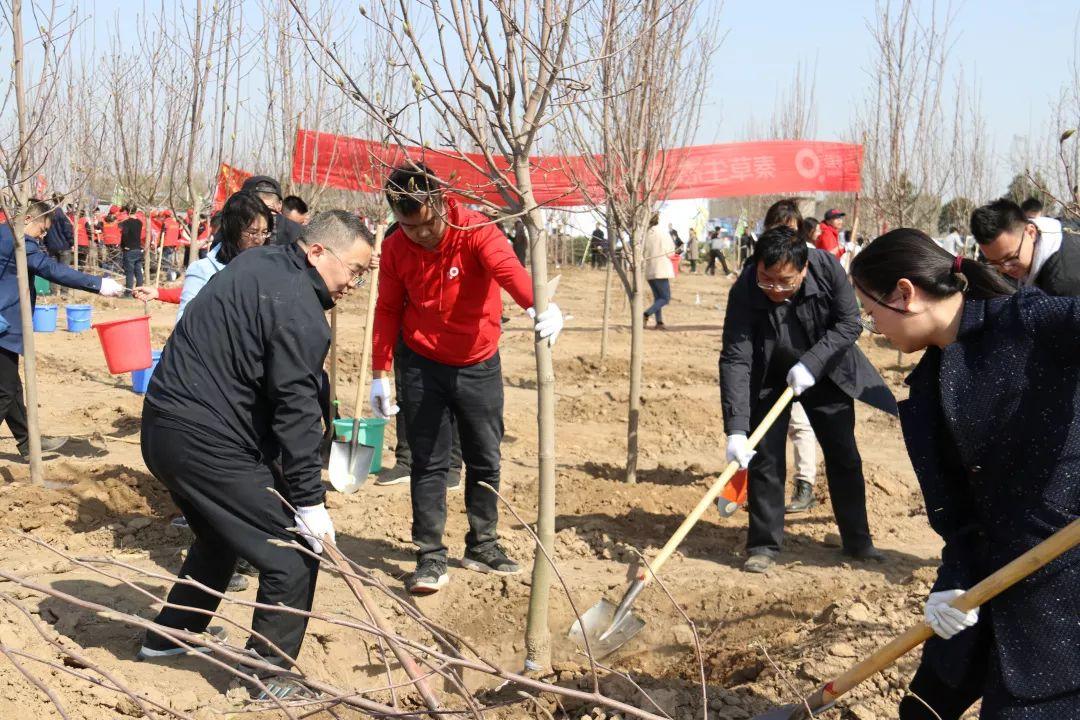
{"left": 754, "top": 513, "right": 1080, "bottom": 718}
{"left": 570, "top": 388, "right": 795, "bottom": 658}
{"left": 329, "top": 224, "right": 386, "bottom": 494}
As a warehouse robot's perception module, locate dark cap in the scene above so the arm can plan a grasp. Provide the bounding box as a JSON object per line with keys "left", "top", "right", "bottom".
{"left": 241, "top": 175, "right": 282, "bottom": 199}
{"left": 824, "top": 209, "right": 846, "bottom": 220}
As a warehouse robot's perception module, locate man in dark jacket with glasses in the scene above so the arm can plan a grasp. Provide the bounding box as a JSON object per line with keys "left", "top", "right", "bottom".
{"left": 719, "top": 226, "right": 896, "bottom": 573}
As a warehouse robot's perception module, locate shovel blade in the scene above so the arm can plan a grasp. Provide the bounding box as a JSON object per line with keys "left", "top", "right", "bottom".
{"left": 751, "top": 705, "right": 811, "bottom": 720}
{"left": 568, "top": 599, "right": 646, "bottom": 659}
{"left": 328, "top": 440, "right": 375, "bottom": 494}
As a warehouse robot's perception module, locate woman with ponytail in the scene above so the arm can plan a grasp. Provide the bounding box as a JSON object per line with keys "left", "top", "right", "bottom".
{"left": 850, "top": 228, "right": 1080, "bottom": 719}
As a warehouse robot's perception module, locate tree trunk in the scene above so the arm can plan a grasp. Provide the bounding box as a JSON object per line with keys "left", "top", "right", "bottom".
{"left": 10, "top": 0, "right": 43, "bottom": 484}
{"left": 625, "top": 226, "right": 645, "bottom": 484}
{"left": 518, "top": 164, "right": 557, "bottom": 674}
{"left": 599, "top": 258, "right": 613, "bottom": 363}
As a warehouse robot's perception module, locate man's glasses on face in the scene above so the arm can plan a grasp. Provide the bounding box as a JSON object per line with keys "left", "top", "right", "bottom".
{"left": 985, "top": 227, "right": 1031, "bottom": 270}
{"left": 757, "top": 280, "right": 800, "bottom": 292}
{"left": 327, "top": 248, "right": 366, "bottom": 288}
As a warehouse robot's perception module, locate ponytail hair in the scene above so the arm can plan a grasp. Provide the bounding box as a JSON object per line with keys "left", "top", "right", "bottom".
{"left": 850, "top": 228, "right": 1014, "bottom": 301}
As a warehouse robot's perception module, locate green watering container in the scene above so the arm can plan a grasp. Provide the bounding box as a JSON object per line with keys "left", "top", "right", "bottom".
{"left": 331, "top": 417, "right": 388, "bottom": 474}
{"left": 33, "top": 276, "right": 51, "bottom": 296}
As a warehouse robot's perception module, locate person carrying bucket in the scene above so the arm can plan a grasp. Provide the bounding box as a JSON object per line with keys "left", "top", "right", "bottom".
{"left": 851, "top": 229, "right": 1080, "bottom": 720}
{"left": 0, "top": 198, "right": 125, "bottom": 459}
{"left": 369, "top": 163, "right": 564, "bottom": 595}
{"left": 719, "top": 226, "right": 896, "bottom": 574}
{"left": 137, "top": 211, "right": 372, "bottom": 699}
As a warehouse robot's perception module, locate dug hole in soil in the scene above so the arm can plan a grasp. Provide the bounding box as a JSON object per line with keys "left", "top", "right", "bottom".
{"left": 0, "top": 272, "right": 977, "bottom": 719}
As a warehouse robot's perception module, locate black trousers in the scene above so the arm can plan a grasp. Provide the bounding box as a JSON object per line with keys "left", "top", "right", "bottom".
{"left": 0, "top": 348, "right": 29, "bottom": 450}
{"left": 398, "top": 345, "right": 504, "bottom": 563}
{"left": 393, "top": 341, "right": 462, "bottom": 473}
{"left": 746, "top": 380, "right": 872, "bottom": 556}
{"left": 141, "top": 406, "right": 320, "bottom": 669}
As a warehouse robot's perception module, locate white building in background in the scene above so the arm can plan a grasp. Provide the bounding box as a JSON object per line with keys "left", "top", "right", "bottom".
{"left": 539, "top": 198, "right": 712, "bottom": 240}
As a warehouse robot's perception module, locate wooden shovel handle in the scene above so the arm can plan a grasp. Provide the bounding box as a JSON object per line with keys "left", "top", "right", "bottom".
{"left": 350, "top": 224, "right": 386, "bottom": 418}
{"left": 644, "top": 388, "right": 795, "bottom": 579}
{"left": 812, "top": 515, "right": 1080, "bottom": 708}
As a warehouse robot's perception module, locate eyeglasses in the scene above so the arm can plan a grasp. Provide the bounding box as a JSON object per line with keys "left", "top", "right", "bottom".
{"left": 757, "top": 281, "right": 800, "bottom": 292}
{"left": 241, "top": 228, "right": 272, "bottom": 239}
{"left": 327, "top": 248, "right": 367, "bottom": 288}
{"left": 984, "top": 228, "right": 1030, "bottom": 269}
{"left": 852, "top": 279, "right": 911, "bottom": 334}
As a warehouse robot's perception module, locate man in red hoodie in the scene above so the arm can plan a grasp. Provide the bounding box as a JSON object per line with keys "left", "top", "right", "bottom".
{"left": 816, "top": 209, "right": 846, "bottom": 260}
{"left": 371, "top": 163, "right": 563, "bottom": 594}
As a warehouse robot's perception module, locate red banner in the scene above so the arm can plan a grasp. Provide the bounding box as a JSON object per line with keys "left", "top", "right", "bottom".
{"left": 213, "top": 163, "right": 252, "bottom": 211}
{"left": 291, "top": 129, "right": 862, "bottom": 207}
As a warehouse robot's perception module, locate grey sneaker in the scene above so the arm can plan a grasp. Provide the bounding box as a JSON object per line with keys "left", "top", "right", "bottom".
{"left": 462, "top": 544, "right": 520, "bottom": 575}
{"left": 375, "top": 464, "right": 410, "bottom": 486}
{"left": 235, "top": 558, "right": 258, "bottom": 576}
{"left": 137, "top": 625, "right": 227, "bottom": 660}
{"left": 407, "top": 558, "right": 449, "bottom": 595}
{"left": 743, "top": 554, "right": 775, "bottom": 574}
{"left": 18, "top": 436, "right": 68, "bottom": 457}
{"left": 226, "top": 573, "right": 248, "bottom": 592}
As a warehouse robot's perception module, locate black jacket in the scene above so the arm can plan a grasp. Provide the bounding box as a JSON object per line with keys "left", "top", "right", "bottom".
{"left": 899, "top": 288, "right": 1080, "bottom": 701}
{"left": 272, "top": 212, "right": 303, "bottom": 247}
{"left": 719, "top": 248, "right": 896, "bottom": 434}
{"left": 145, "top": 243, "right": 334, "bottom": 507}
{"left": 43, "top": 207, "right": 73, "bottom": 254}
{"left": 1033, "top": 230, "right": 1080, "bottom": 296}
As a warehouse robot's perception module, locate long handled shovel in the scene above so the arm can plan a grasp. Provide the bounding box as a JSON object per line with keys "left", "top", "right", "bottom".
{"left": 753, "top": 513, "right": 1080, "bottom": 719}
{"left": 570, "top": 388, "right": 796, "bottom": 657}
{"left": 329, "top": 224, "right": 386, "bottom": 494}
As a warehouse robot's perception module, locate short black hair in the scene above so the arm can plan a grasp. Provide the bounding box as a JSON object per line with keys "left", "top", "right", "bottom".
{"left": 763, "top": 198, "right": 803, "bottom": 231}
{"left": 949, "top": 226, "right": 959, "bottom": 233}
{"left": 384, "top": 162, "right": 444, "bottom": 216}
{"left": 753, "top": 225, "right": 808, "bottom": 270}
{"left": 1020, "top": 197, "right": 1043, "bottom": 215}
{"left": 970, "top": 198, "right": 1029, "bottom": 245}
{"left": 283, "top": 195, "right": 308, "bottom": 215}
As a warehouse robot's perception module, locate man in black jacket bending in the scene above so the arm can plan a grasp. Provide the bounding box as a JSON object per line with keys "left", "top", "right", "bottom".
{"left": 138, "top": 210, "right": 372, "bottom": 697}
{"left": 970, "top": 197, "right": 1080, "bottom": 296}
{"left": 720, "top": 226, "right": 895, "bottom": 573}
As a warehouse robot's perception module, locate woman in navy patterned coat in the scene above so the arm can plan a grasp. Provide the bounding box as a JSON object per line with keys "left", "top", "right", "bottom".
{"left": 850, "top": 228, "right": 1080, "bottom": 720}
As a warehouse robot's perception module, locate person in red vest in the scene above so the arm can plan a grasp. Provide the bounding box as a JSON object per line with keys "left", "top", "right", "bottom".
{"left": 816, "top": 209, "right": 846, "bottom": 260}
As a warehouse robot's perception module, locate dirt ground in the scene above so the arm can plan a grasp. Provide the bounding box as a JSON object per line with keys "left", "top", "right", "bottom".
{"left": 0, "top": 265, "right": 978, "bottom": 719}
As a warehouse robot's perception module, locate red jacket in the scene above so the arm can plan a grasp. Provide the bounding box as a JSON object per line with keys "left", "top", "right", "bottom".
{"left": 816, "top": 222, "right": 843, "bottom": 259}
{"left": 372, "top": 199, "right": 534, "bottom": 371}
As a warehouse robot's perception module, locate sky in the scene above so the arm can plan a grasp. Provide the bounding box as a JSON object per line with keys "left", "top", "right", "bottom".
{"left": 10, "top": 0, "right": 1080, "bottom": 197}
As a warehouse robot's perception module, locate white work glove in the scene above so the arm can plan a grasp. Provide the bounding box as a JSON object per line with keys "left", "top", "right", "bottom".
{"left": 725, "top": 433, "right": 755, "bottom": 469}
{"left": 528, "top": 303, "right": 564, "bottom": 347}
{"left": 925, "top": 589, "right": 979, "bottom": 640}
{"left": 369, "top": 377, "right": 399, "bottom": 419}
{"left": 294, "top": 503, "right": 335, "bottom": 554}
{"left": 786, "top": 361, "right": 816, "bottom": 397}
{"left": 98, "top": 277, "right": 125, "bottom": 297}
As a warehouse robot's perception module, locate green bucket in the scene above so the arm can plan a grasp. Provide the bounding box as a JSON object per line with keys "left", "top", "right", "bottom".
{"left": 332, "top": 417, "right": 388, "bottom": 473}
{"left": 33, "top": 276, "right": 51, "bottom": 296}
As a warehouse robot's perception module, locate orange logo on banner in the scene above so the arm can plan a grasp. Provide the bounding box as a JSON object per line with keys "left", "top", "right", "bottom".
{"left": 213, "top": 164, "right": 253, "bottom": 211}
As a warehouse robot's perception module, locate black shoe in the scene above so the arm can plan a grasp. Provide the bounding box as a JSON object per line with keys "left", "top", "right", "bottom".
{"left": 642, "top": 312, "right": 650, "bottom": 326}
{"left": 137, "top": 625, "right": 227, "bottom": 660}
{"left": 226, "top": 573, "right": 249, "bottom": 592}
{"left": 785, "top": 480, "right": 817, "bottom": 514}
{"left": 842, "top": 545, "right": 886, "bottom": 563}
{"left": 462, "top": 543, "right": 520, "bottom": 575}
{"left": 375, "top": 463, "right": 411, "bottom": 487}
{"left": 18, "top": 435, "right": 68, "bottom": 457}
{"left": 407, "top": 558, "right": 449, "bottom": 595}
{"left": 743, "top": 554, "right": 774, "bottom": 574}
{"left": 235, "top": 558, "right": 258, "bottom": 577}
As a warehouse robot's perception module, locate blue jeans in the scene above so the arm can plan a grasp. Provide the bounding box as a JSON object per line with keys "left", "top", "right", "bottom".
{"left": 645, "top": 278, "right": 671, "bottom": 324}
{"left": 123, "top": 249, "right": 144, "bottom": 289}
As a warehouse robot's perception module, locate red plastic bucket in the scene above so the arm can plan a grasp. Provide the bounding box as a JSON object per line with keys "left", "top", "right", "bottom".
{"left": 93, "top": 316, "right": 153, "bottom": 374}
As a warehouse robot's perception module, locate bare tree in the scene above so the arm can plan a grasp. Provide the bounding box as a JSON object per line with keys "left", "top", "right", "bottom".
{"left": 561, "top": 0, "right": 717, "bottom": 484}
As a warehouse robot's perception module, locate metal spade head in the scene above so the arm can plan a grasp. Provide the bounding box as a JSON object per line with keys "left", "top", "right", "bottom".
{"left": 568, "top": 599, "right": 646, "bottom": 659}
{"left": 750, "top": 706, "right": 807, "bottom": 720}
{"left": 328, "top": 438, "right": 375, "bottom": 494}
